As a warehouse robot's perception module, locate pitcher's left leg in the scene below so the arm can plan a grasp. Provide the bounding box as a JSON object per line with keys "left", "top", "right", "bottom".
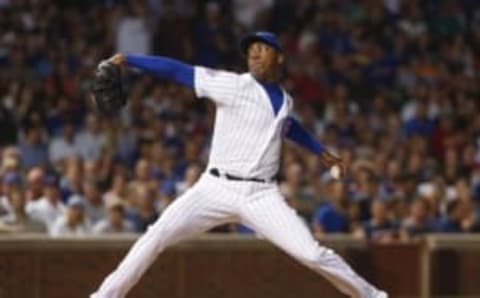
{"left": 239, "top": 189, "right": 386, "bottom": 298}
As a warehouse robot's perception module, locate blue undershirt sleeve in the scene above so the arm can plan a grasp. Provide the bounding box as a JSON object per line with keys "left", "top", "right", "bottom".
{"left": 126, "top": 55, "right": 194, "bottom": 88}
{"left": 284, "top": 116, "right": 326, "bottom": 155}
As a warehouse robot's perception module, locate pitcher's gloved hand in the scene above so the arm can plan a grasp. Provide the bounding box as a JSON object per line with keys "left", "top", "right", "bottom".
{"left": 90, "top": 61, "right": 126, "bottom": 117}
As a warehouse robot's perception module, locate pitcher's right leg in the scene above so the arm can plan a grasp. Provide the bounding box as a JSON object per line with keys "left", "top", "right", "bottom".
{"left": 239, "top": 188, "right": 386, "bottom": 298}
{"left": 91, "top": 175, "right": 234, "bottom": 298}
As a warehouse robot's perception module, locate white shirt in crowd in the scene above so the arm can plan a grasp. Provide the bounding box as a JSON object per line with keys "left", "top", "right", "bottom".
{"left": 48, "top": 137, "right": 80, "bottom": 164}
{"left": 0, "top": 196, "right": 12, "bottom": 215}
{"left": 26, "top": 198, "right": 66, "bottom": 232}
{"left": 0, "top": 212, "right": 46, "bottom": 233}
{"left": 50, "top": 215, "right": 91, "bottom": 237}
{"left": 116, "top": 16, "right": 151, "bottom": 55}
{"left": 75, "top": 131, "right": 106, "bottom": 161}
{"left": 233, "top": 0, "right": 273, "bottom": 28}
{"left": 84, "top": 200, "right": 106, "bottom": 224}
{"left": 93, "top": 219, "right": 135, "bottom": 234}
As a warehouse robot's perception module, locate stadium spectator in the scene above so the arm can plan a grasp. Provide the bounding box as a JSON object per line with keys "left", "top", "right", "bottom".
{"left": 19, "top": 125, "right": 48, "bottom": 169}
{"left": 75, "top": 114, "right": 106, "bottom": 162}
{"left": 351, "top": 167, "right": 379, "bottom": 222}
{"left": 81, "top": 180, "right": 106, "bottom": 224}
{"left": 48, "top": 122, "right": 80, "bottom": 169}
{"left": 116, "top": 2, "right": 152, "bottom": 55}
{"left": 59, "top": 157, "right": 84, "bottom": 200}
{"left": 404, "top": 100, "right": 436, "bottom": 139}
{"left": 26, "top": 167, "right": 45, "bottom": 201}
{"left": 103, "top": 172, "right": 129, "bottom": 207}
{"left": 357, "top": 199, "right": 399, "bottom": 242}
{"left": 127, "top": 186, "right": 159, "bottom": 232}
{"left": 26, "top": 175, "right": 66, "bottom": 233}
{"left": 50, "top": 196, "right": 91, "bottom": 237}
{"left": 129, "top": 158, "right": 156, "bottom": 191}
{"left": 312, "top": 180, "right": 350, "bottom": 237}
{"left": 1, "top": 147, "right": 21, "bottom": 175}
{"left": 0, "top": 189, "right": 46, "bottom": 233}
{"left": 400, "top": 198, "right": 436, "bottom": 240}
{"left": 233, "top": 0, "right": 273, "bottom": 29}
{"left": 93, "top": 200, "right": 134, "bottom": 234}
{"left": 436, "top": 200, "right": 464, "bottom": 233}
{"left": 83, "top": 160, "right": 101, "bottom": 184}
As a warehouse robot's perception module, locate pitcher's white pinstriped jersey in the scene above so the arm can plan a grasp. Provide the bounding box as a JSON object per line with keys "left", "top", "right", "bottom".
{"left": 194, "top": 66, "right": 292, "bottom": 178}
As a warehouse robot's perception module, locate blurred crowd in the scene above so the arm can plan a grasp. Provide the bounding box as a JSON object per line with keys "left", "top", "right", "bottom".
{"left": 0, "top": 0, "right": 479, "bottom": 242}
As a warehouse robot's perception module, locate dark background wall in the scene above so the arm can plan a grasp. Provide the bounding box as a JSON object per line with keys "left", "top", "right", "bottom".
{"left": 0, "top": 235, "right": 479, "bottom": 298}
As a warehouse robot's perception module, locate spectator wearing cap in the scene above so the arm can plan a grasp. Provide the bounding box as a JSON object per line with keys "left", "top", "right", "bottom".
{"left": 127, "top": 186, "right": 159, "bottom": 232}
{"left": 26, "top": 167, "right": 45, "bottom": 201}
{"left": 92, "top": 200, "right": 135, "bottom": 234}
{"left": 19, "top": 125, "right": 48, "bottom": 169}
{"left": 312, "top": 180, "right": 350, "bottom": 237}
{"left": 26, "top": 175, "right": 66, "bottom": 233}
{"left": 50, "top": 195, "right": 91, "bottom": 237}
{"left": 81, "top": 179, "right": 106, "bottom": 224}
{"left": 0, "top": 189, "right": 46, "bottom": 234}
{"left": 0, "top": 172, "right": 23, "bottom": 216}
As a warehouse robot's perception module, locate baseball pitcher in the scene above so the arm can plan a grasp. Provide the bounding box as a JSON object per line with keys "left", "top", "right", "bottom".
{"left": 90, "top": 32, "right": 387, "bottom": 298}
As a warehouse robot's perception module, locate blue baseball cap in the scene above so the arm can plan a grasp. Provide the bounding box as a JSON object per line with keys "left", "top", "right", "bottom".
{"left": 240, "top": 31, "right": 283, "bottom": 55}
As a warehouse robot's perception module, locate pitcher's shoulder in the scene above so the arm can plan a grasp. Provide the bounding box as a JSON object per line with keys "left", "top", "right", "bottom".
{"left": 236, "top": 72, "right": 258, "bottom": 88}
{"left": 238, "top": 72, "right": 254, "bottom": 82}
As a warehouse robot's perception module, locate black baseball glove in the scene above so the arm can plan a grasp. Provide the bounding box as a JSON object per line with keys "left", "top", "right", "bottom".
{"left": 91, "top": 62, "right": 126, "bottom": 116}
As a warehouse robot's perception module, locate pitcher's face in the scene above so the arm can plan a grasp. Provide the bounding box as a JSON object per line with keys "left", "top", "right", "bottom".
{"left": 247, "top": 42, "right": 283, "bottom": 81}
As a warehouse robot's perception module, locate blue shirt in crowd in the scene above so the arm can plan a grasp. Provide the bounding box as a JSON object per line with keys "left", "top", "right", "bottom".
{"left": 313, "top": 203, "right": 349, "bottom": 233}
{"left": 404, "top": 118, "right": 436, "bottom": 138}
{"left": 436, "top": 216, "right": 462, "bottom": 233}
{"left": 19, "top": 143, "right": 48, "bottom": 169}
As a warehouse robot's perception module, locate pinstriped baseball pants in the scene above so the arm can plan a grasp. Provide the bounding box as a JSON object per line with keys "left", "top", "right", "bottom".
{"left": 91, "top": 173, "right": 379, "bottom": 298}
